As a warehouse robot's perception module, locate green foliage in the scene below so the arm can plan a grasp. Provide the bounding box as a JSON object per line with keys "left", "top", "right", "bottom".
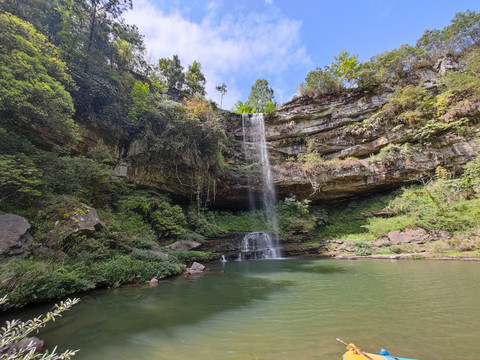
{"left": 0, "top": 12, "right": 78, "bottom": 140}
{"left": 215, "top": 82, "right": 227, "bottom": 108}
{"left": 167, "top": 250, "right": 216, "bottom": 264}
{"left": 88, "top": 139, "right": 113, "bottom": 164}
{"left": 331, "top": 50, "right": 362, "bottom": 87}
{"left": 187, "top": 207, "right": 271, "bottom": 236}
{"left": 32, "top": 147, "right": 113, "bottom": 204}
{"left": 298, "top": 11, "right": 480, "bottom": 96}
{"left": 118, "top": 192, "right": 186, "bottom": 240}
{"left": 380, "top": 85, "right": 431, "bottom": 122}
{"left": 462, "top": 153, "right": 480, "bottom": 193}
{"left": 154, "top": 55, "right": 206, "bottom": 101}
{"left": 144, "top": 99, "right": 226, "bottom": 168}
{"left": 444, "top": 46, "right": 480, "bottom": 96}
{"left": 98, "top": 254, "right": 157, "bottom": 287}
{"left": 0, "top": 296, "right": 79, "bottom": 359}
{"left": 185, "top": 60, "right": 206, "bottom": 97}
{"left": 150, "top": 203, "right": 187, "bottom": 239}
{"left": 247, "top": 78, "right": 276, "bottom": 112}
{"left": 0, "top": 259, "right": 95, "bottom": 308}
{"left": 417, "top": 10, "right": 480, "bottom": 57}
{"left": 128, "top": 81, "right": 151, "bottom": 122}
{"left": 297, "top": 65, "right": 344, "bottom": 97}
{"left": 0, "top": 154, "right": 42, "bottom": 202}
{"left": 278, "top": 195, "right": 317, "bottom": 235}
{"left": 352, "top": 241, "right": 374, "bottom": 256}
{"left": 156, "top": 54, "right": 185, "bottom": 101}
{"left": 232, "top": 100, "right": 256, "bottom": 114}
{"left": 368, "top": 44, "right": 419, "bottom": 84}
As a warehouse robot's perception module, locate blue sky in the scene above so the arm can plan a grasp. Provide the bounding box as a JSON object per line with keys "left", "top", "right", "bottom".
{"left": 124, "top": 0, "right": 480, "bottom": 109}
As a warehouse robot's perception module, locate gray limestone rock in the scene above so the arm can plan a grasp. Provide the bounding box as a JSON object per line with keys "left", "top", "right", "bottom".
{"left": 0, "top": 214, "right": 32, "bottom": 257}
{"left": 186, "top": 262, "right": 205, "bottom": 275}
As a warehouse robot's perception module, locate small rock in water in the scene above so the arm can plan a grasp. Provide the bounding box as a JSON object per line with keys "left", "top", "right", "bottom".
{"left": 3, "top": 337, "right": 44, "bottom": 355}
{"left": 149, "top": 277, "right": 159, "bottom": 287}
{"left": 186, "top": 262, "right": 205, "bottom": 275}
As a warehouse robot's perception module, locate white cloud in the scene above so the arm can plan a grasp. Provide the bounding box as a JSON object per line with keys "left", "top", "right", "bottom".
{"left": 124, "top": 0, "right": 309, "bottom": 108}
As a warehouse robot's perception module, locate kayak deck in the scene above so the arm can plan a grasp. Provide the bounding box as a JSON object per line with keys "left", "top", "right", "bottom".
{"left": 343, "top": 349, "right": 417, "bottom": 360}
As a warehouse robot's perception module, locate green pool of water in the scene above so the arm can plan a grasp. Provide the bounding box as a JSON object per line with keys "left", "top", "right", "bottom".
{"left": 3, "top": 258, "right": 480, "bottom": 359}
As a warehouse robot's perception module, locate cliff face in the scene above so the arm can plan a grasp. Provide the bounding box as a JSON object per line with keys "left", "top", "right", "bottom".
{"left": 67, "top": 65, "right": 478, "bottom": 208}
{"left": 269, "top": 93, "right": 479, "bottom": 202}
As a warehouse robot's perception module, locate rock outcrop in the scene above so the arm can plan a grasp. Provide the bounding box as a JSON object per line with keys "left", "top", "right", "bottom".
{"left": 0, "top": 214, "right": 33, "bottom": 257}
{"left": 167, "top": 240, "right": 201, "bottom": 251}
{"left": 186, "top": 262, "right": 205, "bottom": 275}
{"left": 0, "top": 337, "right": 44, "bottom": 356}
{"left": 22, "top": 61, "right": 477, "bottom": 209}
{"left": 49, "top": 204, "right": 105, "bottom": 247}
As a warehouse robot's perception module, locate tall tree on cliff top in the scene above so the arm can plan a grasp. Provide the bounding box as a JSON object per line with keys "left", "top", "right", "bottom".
{"left": 55, "top": 0, "right": 144, "bottom": 126}
{"left": 85, "top": 0, "right": 133, "bottom": 53}
{"left": 157, "top": 55, "right": 185, "bottom": 102}
{"left": 216, "top": 83, "right": 227, "bottom": 108}
{"left": 185, "top": 61, "right": 206, "bottom": 97}
{"left": 247, "top": 78, "right": 275, "bottom": 112}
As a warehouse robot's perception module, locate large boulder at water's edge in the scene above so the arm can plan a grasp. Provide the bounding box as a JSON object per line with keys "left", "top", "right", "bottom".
{"left": 0, "top": 214, "right": 32, "bottom": 257}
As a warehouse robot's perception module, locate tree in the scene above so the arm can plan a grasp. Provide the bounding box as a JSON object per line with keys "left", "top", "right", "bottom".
{"left": 297, "top": 65, "right": 344, "bottom": 97}
{"left": 247, "top": 78, "right": 275, "bottom": 112}
{"left": 0, "top": 154, "right": 42, "bottom": 204}
{"left": 0, "top": 13, "right": 78, "bottom": 141}
{"left": 331, "top": 50, "right": 362, "bottom": 88}
{"left": 185, "top": 61, "right": 206, "bottom": 97}
{"left": 157, "top": 55, "right": 185, "bottom": 101}
{"left": 232, "top": 100, "right": 255, "bottom": 114}
{"left": 85, "top": 0, "right": 133, "bottom": 53}
{"left": 416, "top": 10, "right": 480, "bottom": 57}
{"left": 215, "top": 83, "right": 227, "bottom": 108}
{"left": 128, "top": 81, "right": 151, "bottom": 122}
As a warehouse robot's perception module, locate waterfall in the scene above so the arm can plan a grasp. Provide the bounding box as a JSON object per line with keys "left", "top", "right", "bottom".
{"left": 240, "top": 113, "right": 283, "bottom": 260}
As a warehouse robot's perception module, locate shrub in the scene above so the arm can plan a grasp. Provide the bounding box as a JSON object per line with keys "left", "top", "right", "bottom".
{"left": 0, "top": 296, "right": 79, "bottom": 359}
{"left": 0, "top": 259, "right": 95, "bottom": 309}
{"left": 117, "top": 193, "right": 186, "bottom": 240}
{"left": 167, "top": 250, "right": 216, "bottom": 264}
{"left": 98, "top": 254, "right": 158, "bottom": 287}
{"left": 353, "top": 241, "right": 374, "bottom": 256}
{"left": 278, "top": 195, "right": 317, "bottom": 234}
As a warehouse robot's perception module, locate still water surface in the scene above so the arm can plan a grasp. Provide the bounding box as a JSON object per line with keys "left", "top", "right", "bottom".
{"left": 4, "top": 259, "right": 480, "bottom": 359}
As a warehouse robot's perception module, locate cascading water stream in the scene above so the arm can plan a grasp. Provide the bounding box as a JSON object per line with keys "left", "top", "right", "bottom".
{"left": 238, "top": 113, "right": 283, "bottom": 260}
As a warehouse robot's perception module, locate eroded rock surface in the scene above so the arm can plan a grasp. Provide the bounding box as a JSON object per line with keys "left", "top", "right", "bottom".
{"left": 0, "top": 214, "right": 32, "bottom": 257}
{"left": 49, "top": 204, "right": 105, "bottom": 247}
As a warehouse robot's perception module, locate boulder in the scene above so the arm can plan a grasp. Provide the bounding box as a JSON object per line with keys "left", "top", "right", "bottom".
{"left": 0, "top": 214, "right": 32, "bottom": 257}
{"left": 1, "top": 337, "right": 44, "bottom": 355}
{"left": 50, "top": 204, "right": 104, "bottom": 246}
{"left": 167, "top": 240, "right": 201, "bottom": 251}
{"left": 186, "top": 262, "right": 205, "bottom": 275}
{"left": 431, "top": 230, "right": 453, "bottom": 241}
{"left": 373, "top": 238, "right": 390, "bottom": 248}
{"left": 148, "top": 277, "right": 159, "bottom": 287}
{"left": 388, "top": 228, "right": 430, "bottom": 245}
